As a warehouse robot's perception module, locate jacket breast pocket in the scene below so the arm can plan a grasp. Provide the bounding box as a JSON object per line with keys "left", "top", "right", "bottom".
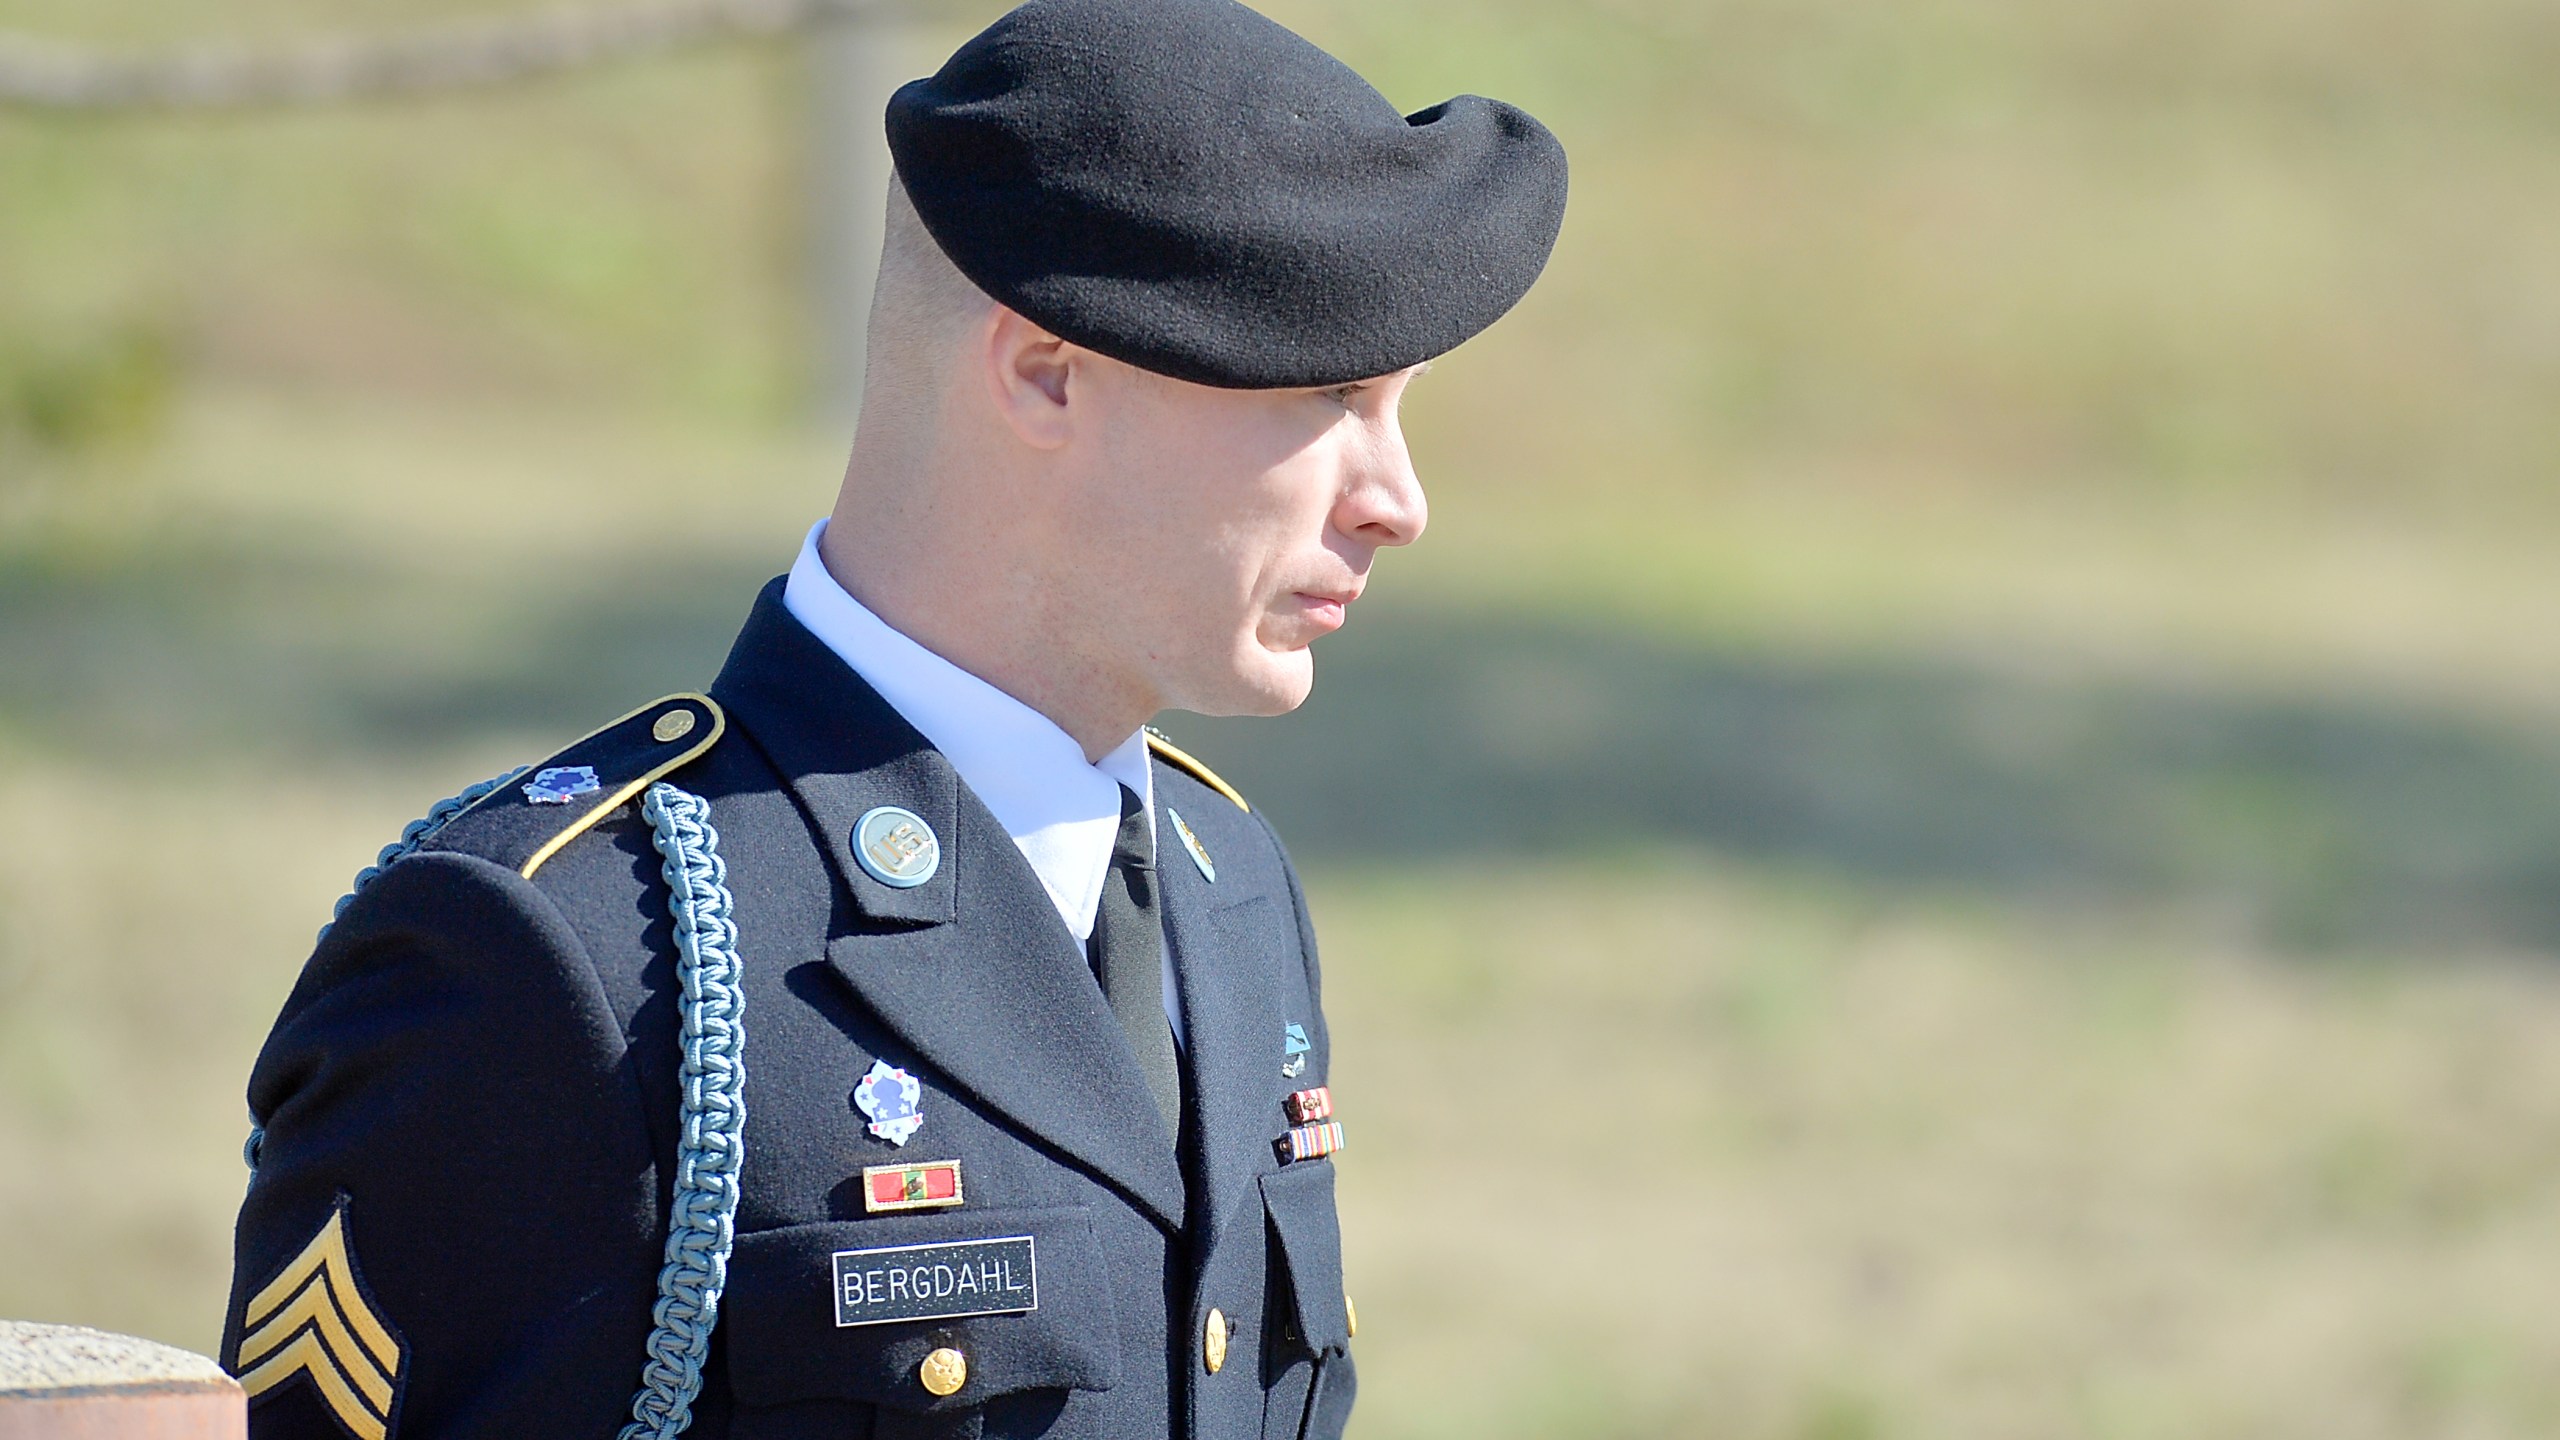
{"left": 1259, "top": 1163, "right": 1355, "bottom": 1440}
{"left": 722, "top": 1205, "right": 1122, "bottom": 1440}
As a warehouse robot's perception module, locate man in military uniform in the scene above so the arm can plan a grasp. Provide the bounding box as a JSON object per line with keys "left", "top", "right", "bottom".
{"left": 220, "top": 1, "right": 1564, "bottom": 1436}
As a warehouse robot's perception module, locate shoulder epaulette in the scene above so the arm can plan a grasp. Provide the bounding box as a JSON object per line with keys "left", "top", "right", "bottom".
{"left": 432, "top": 692, "right": 726, "bottom": 878}
{"left": 1145, "top": 727, "right": 1249, "bottom": 812}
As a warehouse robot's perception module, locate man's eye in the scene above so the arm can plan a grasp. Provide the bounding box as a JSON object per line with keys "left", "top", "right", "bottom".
{"left": 1325, "top": 384, "right": 1365, "bottom": 406}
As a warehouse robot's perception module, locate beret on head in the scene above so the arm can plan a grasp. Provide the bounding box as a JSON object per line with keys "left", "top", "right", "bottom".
{"left": 885, "top": 0, "right": 1569, "bottom": 390}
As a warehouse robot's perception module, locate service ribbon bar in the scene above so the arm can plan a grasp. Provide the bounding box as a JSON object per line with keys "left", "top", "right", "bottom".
{"left": 863, "top": 1159, "right": 965, "bottom": 1213}
{"left": 1274, "top": 1120, "right": 1344, "bottom": 1165}
{"left": 1284, "top": 1086, "right": 1333, "bottom": 1124}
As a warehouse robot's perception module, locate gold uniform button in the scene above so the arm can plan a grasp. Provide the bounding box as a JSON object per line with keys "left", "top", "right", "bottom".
{"left": 652, "top": 709, "right": 698, "bottom": 743}
{"left": 1346, "top": 1293, "right": 1357, "bottom": 1338}
{"left": 1203, "top": 1308, "right": 1229, "bottom": 1374}
{"left": 919, "top": 1347, "right": 968, "bottom": 1397}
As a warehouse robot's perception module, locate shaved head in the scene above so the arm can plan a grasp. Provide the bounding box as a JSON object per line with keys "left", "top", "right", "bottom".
{"left": 857, "top": 175, "right": 995, "bottom": 436}
{"left": 824, "top": 171, "right": 1428, "bottom": 759}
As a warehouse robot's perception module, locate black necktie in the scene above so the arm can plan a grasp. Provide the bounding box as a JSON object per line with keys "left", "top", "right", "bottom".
{"left": 1092, "top": 784, "right": 1184, "bottom": 1138}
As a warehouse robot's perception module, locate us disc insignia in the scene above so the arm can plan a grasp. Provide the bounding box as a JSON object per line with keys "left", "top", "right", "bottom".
{"left": 855, "top": 1059, "right": 926, "bottom": 1145}
{"left": 854, "top": 806, "right": 940, "bottom": 888}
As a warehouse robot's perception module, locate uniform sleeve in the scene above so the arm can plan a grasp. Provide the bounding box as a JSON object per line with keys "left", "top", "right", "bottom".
{"left": 223, "top": 851, "right": 665, "bottom": 1440}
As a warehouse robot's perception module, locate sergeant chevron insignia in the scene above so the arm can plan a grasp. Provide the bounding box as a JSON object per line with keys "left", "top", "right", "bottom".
{"left": 235, "top": 1201, "right": 405, "bottom": 1440}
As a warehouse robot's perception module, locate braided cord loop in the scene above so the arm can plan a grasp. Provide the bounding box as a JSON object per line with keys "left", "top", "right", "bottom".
{"left": 621, "top": 781, "right": 749, "bottom": 1440}
{"left": 318, "top": 765, "right": 530, "bottom": 942}
{"left": 280, "top": 765, "right": 752, "bottom": 1440}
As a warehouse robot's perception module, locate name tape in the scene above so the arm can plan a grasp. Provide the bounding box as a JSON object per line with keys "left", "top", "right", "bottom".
{"left": 832, "top": 1235, "right": 1037, "bottom": 1328}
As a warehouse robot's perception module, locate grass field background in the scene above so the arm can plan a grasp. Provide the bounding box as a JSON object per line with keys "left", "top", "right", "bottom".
{"left": 5, "top": 0, "right": 2560, "bottom": 1435}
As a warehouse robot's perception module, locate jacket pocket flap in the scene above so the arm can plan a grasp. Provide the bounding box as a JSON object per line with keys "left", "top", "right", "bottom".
{"left": 1259, "top": 1164, "right": 1350, "bottom": 1356}
{"left": 724, "top": 1206, "right": 1121, "bottom": 1412}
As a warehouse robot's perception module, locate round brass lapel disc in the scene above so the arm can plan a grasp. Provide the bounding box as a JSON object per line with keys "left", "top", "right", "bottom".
{"left": 919, "top": 1347, "right": 967, "bottom": 1397}
{"left": 854, "top": 805, "right": 942, "bottom": 888}
{"left": 1203, "top": 1308, "right": 1229, "bottom": 1374}
{"left": 651, "top": 709, "right": 697, "bottom": 743}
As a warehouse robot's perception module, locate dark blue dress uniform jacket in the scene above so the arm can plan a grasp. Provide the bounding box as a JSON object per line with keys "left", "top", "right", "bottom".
{"left": 223, "top": 581, "right": 1356, "bottom": 1440}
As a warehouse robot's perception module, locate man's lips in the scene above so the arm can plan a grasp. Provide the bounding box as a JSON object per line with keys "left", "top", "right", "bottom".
{"left": 1292, "top": 590, "right": 1356, "bottom": 633}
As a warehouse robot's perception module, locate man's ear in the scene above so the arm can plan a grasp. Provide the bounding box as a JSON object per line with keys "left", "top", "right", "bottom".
{"left": 980, "top": 305, "right": 1076, "bottom": 449}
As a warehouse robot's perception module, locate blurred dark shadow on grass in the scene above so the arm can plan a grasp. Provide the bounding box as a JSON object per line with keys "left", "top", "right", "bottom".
{"left": 7, "top": 539, "right": 2558, "bottom": 952}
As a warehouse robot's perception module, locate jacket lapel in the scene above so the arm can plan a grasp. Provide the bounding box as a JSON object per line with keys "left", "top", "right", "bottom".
{"left": 1157, "top": 805, "right": 1292, "bottom": 1249}
{"left": 712, "top": 581, "right": 1187, "bottom": 1231}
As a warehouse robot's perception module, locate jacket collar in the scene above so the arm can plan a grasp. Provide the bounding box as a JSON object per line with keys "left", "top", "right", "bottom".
{"left": 712, "top": 581, "right": 1187, "bottom": 1230}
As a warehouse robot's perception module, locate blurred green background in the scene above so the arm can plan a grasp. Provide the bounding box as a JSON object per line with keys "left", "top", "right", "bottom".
{"left": 6, "top": 0, "right": 2560, "bottom": 1435}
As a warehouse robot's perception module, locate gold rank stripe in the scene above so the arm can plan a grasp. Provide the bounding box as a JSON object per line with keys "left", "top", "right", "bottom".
{"left": 237, "top": 1207, "right": 403, "bottom": 1440}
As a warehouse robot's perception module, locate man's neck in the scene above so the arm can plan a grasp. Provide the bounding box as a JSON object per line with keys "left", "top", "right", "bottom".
{"left": 817, "top": 501, "right": 1151, "bottom": 763}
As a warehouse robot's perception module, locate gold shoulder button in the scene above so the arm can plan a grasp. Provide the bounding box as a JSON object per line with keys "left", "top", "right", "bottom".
{"left": 1145, "top": 728, "right": 1249, "bottom": 812}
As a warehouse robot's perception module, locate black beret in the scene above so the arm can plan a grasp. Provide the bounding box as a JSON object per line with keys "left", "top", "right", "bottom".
{"left": 884, "top": 0, "right": 1569, "bottom": 390}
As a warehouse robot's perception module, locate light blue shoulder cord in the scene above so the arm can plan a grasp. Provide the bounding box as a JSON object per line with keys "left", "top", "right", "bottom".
{"left": 251, "top": 770, "right": 750, "bottom": 1440}
{"left": 620, "top": 781, "right": 748, "bottom": 1440}
{"left": 319, "top": 766, "right": 533, "bottom": 944}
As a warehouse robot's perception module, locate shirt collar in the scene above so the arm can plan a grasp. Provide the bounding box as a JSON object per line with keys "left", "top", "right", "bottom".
{"left": 781, "top": 520, "right": 1150, "bottom": 936}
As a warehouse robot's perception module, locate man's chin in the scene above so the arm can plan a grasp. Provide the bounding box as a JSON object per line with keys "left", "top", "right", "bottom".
{"left": 1168, "top": 650, "right": 1314, "bottom": 719}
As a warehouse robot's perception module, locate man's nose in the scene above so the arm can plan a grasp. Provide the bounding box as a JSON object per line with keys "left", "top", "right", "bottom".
{"left": 1336, "top": 418, "right": 1427, "bottom": 549}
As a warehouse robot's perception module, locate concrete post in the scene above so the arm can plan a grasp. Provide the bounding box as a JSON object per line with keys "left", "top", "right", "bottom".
{"left": 0, "top": 1322, "right": 244, "bottom": 1439}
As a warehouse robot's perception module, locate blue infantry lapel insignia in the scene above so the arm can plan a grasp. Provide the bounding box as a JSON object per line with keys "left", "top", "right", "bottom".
{"left": 235, "top": 1200, "right": 405, "bottom": 1440}
{"left": 855, "top": 1059, "right": 926, "bottom": 1145}
{"left": 1166, "top": 806, "right": 1216, "bottom": 882}
{"left": 521, "top": 765, "right": 601, "bottom": 805}
{"left": 853, "top": 806, "right": 941, "bottom": 888}
{"left": 1281, "top": 1022, "right": 1311, "bottom": 1078}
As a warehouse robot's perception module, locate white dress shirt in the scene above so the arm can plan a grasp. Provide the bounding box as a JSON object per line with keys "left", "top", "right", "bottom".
{"left": 783, "top": 520, "right": 1185, "bottom": 1046}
